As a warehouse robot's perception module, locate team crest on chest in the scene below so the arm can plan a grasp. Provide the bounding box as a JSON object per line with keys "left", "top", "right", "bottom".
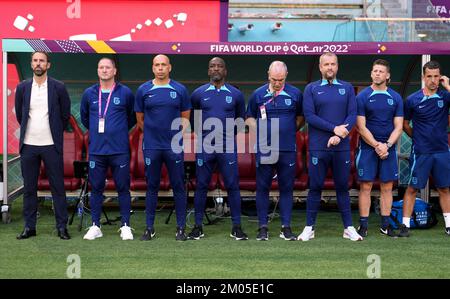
{"left": 145, "top": 158, "right": 151, "bottom": 166}
{"left": 437, "top": 100, "right": 444, "bottom": 108}
{"left": 170, "top": 91, "right": 177, "bottom": 99}
{"left": 285, "top": 98, "right": 292, "bottom": 106}
{"left": 312, "top": 157, "right": 318, "bottom": 165}
{"left": 89, "top": 161, "right": 95, "bottom": 169}
{"left": 113, "top": 97, "right": 120, "bottom": 105}
{"left": 197, "top": 158, "right": 203, "bottom": 167}
{"left": 387, "top": 98, "right": 393, "bottom": 106}
{"left": 338, "top": 88, "right": 346, "bottom": 95}
{"left": 225, "top": 96, "right": 233, "bottom": 103}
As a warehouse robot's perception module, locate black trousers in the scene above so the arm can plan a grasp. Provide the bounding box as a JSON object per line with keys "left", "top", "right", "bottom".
{"left": 20, "top": 144, "right": 68, "bottom": 230}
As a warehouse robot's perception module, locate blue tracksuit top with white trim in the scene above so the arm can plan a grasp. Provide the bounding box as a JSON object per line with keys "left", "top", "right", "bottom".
{"left": 356, "top": 86, "right": 403, "bottom": 150}
{"left": 246, "top": 83, "right": 303, "bottom": 152}
{"left": 134, "top": 79, "right": 191, "bottom": 150}
{"left": 80, "top": 82, "right": 136, "bottom": 155}
{"left": 303, "top": 79, "right": 356, "bottom": 151}
{"left": 191, "top": 83, "right": 245, "bottom": 152}
{"left": 404, "top": 89, "right": 450, "bottom": 154}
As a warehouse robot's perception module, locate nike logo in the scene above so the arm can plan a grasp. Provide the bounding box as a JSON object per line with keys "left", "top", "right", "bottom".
{"left": 395, "top": 173, "right": 398, "bottom": 177}
{"left": 148, "top": 94, "right": 156, "bottom": 98}
{"left": 175, "top": 160, "right": 182, "bottom": 164}
{"left": 228, "top": 161, "right": 236, "bottom": 165}
{"left": 318, "top": 91, "right": 324, "bottom": 95}
{"left": 345, "top": 160, "right": 350, "bottom": 164}
{"left": 120, "top": 164, "right": 127, "bottom": 168}
{"left": 380, "top": 228, "right": 388, "bottom": 235}
{"left": 289, "top": 162, "right": 295, "bottom": 167}
{"left": 418, "top": 105, "right": 425, "bottom": 108}
{"left": 92, "top": 101, "right": 98, "bottom": 104}
{"left": 203, "top": 97, "right": 210, "bottom": 101}
{"left": 369, "top": 99, "right": 376, "bottom": 102}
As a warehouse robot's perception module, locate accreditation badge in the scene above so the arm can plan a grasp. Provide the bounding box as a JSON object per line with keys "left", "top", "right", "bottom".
{"left": 259, "top": 105, "right": 267, "bottom": 120}
{"left": 98, "top": 118, "right": 105, "bottom": 133}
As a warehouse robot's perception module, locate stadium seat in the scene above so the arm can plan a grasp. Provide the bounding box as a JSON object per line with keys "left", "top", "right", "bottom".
{"left": 38, "top": 115, "right": 83, "bottom": 191}
{"left": 294, "top": 131, "right": 308, "bottom": 190}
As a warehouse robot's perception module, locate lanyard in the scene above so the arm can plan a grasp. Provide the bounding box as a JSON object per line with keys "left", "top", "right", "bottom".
{"left": 98, "top": 83, "right": 116, "bottom": 119}
{"left": 263, "top": 84, "right": 284, "bottom": 106}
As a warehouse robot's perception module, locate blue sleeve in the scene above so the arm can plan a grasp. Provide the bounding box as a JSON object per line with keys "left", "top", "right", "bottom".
{"left": 394, "top": 94, "right": 404, "bottom": 117}
{"left": 404, "top": 97, "right": 412, "bottom": 121}
{"left": 296, "top": 91, "right": 303, "bottom": 116}
{"left": 134, "top": 86, "right": 144, "bottom": 113}
{"left": 343, "top": 84, "right": 356, "bottom": 131}
{"left": 191, "top": 89, "right": 200, "bottom": 110}
{"left": 80, "top": 90, "right": 90, "bottom": 130}
{"left": 245, "top": 91, "right": 258, "bottom": 119}
{"left": 302, "top": 84, "right": 335, "bottom": 132}
{"left": 126, "top": 89, "right": 137, "bottom": 129}
{"left": 356, "top": 92, "right": 366, "bottom": 116}
{"left": 236, "top": 91, "right": 246, "bottom": 120}
{"left": 180, "top": 86, "right": 192, "bottom": 112}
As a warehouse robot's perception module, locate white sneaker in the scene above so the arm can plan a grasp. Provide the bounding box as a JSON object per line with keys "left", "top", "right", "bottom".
{"left": 119, "top": 224, "right": 134, "bottom": 240}
{"left": 343, "top": 226, "right": 363, "bottom": 241}
{"left": 83, "top": 225, "right": 103, "bottom": 240}
{"left": 297, "top": 226, "right": 315, "bottom": 241}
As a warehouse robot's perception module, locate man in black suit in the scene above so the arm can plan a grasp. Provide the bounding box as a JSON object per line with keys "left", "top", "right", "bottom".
{"left": 15, "top": 51, "right": 71, "bottom": 240}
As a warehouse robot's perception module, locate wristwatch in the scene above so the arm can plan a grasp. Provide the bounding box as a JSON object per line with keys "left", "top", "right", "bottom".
{"left": 386, "top": 141, "right": 393, "bottom": 149}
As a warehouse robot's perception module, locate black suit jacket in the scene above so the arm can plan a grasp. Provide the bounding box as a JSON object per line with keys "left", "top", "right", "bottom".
{"left": 15, "top": 77, "right": 71, "bottom": 154}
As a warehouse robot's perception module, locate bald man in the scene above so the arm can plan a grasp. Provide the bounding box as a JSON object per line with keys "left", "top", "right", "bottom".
{"left": 135, "top": 54, "right": 191, "bottom": 241}
{"left": 246, "top": 61, "right": 304, "bottom": 241}
{"left": 188, "top": 57, "right": 248, "bottom": 240}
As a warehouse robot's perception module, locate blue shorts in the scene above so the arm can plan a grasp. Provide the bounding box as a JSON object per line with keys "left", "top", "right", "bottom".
{"left": 356, "top": 147, "right": 398, "bottom": 182}
{"left": 408, "top": 151, "right": 450, "bottom": 189}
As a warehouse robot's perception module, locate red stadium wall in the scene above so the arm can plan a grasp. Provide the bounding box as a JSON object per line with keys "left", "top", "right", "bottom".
{"left": 0, "top": 0, "right": 224, "bottom": 154}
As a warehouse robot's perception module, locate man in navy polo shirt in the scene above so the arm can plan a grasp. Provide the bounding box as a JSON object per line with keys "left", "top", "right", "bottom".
{"left": 135, "top": 54, "right": 191, "bottom": 241}
{"left": 80, "top": 57, "right": 136, "bottom": 240}
{"left": 188, "top": 57, "right": 248, "bottom": 240}
{"left": 246, "top": 61, "right": 304, "bottom": 241}
{"left": 299, "top": 52, "right": 363, "bottom": 241}
{"left": 399, "top": 60, "right": 450, "bottom": 237}
{"left": 355, "top": 59, "right": 403, "bottom": 238}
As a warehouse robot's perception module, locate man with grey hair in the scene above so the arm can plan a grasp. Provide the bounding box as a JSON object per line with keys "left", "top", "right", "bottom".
{"left": 246, "top": 61, "right": 304, "bottom": 241}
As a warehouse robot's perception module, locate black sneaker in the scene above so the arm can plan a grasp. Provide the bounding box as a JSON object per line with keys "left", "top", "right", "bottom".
{"left": 380, "top": 226, "right": 398, "bottom": 238}
{"left": 230, "top": 225, "right": 248, "bottom": 240}
{"left": 188, "top": 225, "right": 204, "bottom": 240}
{"left": 357, "top": 226, "right": 368, "bottom": 238}
{"left": 256, "top": 226, "right": 269, "bottom": 241}
{"left": 398, "top": 224, "right": 410, "bottom": 237}
{"left": 176, "top": 226, "right": 187, "bottom": 241}
{"left": 445, "top": 227, "right": 450, "bottom": 236}
{"left": 279, "top": 226, "right": 296, "bottom": 241}
{"left": 140, "top": 227, "right": 155, "bottom": 241}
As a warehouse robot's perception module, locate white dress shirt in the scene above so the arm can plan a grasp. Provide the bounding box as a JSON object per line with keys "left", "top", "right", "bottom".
{"left": 24, "top": 78, "right": 54, "bottom": 146}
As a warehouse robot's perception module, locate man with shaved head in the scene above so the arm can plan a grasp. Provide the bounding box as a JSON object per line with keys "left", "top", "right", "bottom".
{"left": 188, "top": 57, "right": 248, "bottom": 240}
{"left": 246, "top": 61, "right": 304, "bottom": 241}
{"left": 135, "top": 54, "right": 191, "bottom": 241}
